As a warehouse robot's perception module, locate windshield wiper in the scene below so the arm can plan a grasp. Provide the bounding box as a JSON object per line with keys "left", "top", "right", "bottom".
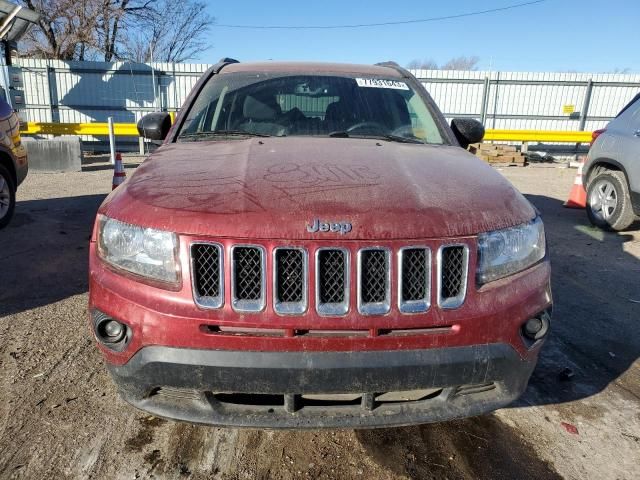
{"left": 328, "top": 131, "right": 425, "bottom": 144}
{"left": 381, "top": 134, "right": 426, "bottom": 144}
{"left": 179, "top": 130, "right": 271, "bottom": 140}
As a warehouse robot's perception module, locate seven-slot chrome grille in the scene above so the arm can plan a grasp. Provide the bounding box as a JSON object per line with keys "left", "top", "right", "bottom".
{"left": 191, "top": 243, "right": 470, "bottom": 314}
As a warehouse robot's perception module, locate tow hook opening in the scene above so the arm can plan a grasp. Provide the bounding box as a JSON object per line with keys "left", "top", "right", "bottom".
{"left": 93, "top": 310, "right": 131, "bottom": 351}
{"left": 521, "top": 310, "right": 551, "bottom": 346}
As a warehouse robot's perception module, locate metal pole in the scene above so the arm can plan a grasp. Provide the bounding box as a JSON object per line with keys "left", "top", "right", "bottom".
{"left": 492, "top": 72, "right": 500, "bottom": 130}
{"left": 574, "top": 79, "right": 594, "bottom": 160}
{"left": 0, "top": 6, "right": 22, "bottom": 39}
{"left": 480, "top": 76, "right": 490, "bottom": 124}
{"left": 0, "top": 44, "right": 11, "bottom": 107}
{"left": 579, "top": 79, "right": 593, "bottom": 131}
{"left": 108, "top": 116, "right": 116, "bottom": 165}
{"left": 45, "top": 62, "right": 57, "bottom": 122}
{"left": 149, "top": 43, "right": 158, "bottom": 110}
{"left": 172, "top": 62, "right": 178, "bottom": 115}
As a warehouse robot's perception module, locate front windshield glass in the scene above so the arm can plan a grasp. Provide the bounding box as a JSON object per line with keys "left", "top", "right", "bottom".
{"left": 178, "top": 72, "right": 445, "bottom": 144}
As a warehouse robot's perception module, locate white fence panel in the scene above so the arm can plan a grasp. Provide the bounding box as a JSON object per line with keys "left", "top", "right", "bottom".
{"left": 10, "top": 59, "right": 640, "bottom": 150}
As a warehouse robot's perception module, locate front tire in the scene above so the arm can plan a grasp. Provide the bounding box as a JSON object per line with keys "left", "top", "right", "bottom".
{"left": 586, "top": 169, "right": 636, "bottom": 231}
{"left": 0, "top": 164, "right": 16, "bottom": 229}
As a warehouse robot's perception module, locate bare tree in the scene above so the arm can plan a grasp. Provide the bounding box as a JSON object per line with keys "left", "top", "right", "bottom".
{"left": 611, "top": 67, "right": 631, "bottom": 74}
{"left": 407, "top": 58, "right": 438, "bottom": 70}
{"left": 406, "top": 56, "right": 479, "bottom": 71}
{"left": 19, "top": 0, "right": 212, "bottom": 63}
{"left": 123, "top": 0, "right": 213, "bottom": 63}
{"left": 97, "top": 0, "right": 158, "bottom": 61}
{"left": 441, "top": 56, "right": 479, "bottom": 71}
{"left": 21, "top": 0, "right": 101, "bottom": 60}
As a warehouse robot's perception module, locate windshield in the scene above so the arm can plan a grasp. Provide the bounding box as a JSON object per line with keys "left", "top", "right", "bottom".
{"left": 178, "top": 72, "right": 445, "bottom": 144}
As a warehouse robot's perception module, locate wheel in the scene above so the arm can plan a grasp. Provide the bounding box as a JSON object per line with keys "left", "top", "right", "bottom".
{"left": 586, "top": 169, "right": 636, "bottom": 231}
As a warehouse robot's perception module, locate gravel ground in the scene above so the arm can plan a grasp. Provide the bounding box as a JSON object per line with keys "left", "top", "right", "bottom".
{"left": 0, "top": 160, "right": 638, "bottom": 479}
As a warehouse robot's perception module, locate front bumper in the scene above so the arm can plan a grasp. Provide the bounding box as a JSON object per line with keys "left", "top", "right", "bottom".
{"left": 108, "top": 342, "right": 538, "bottom": 429}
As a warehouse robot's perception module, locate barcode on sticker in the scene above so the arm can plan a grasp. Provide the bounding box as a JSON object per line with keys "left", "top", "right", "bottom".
{"left": 356, "top": 78, "right": 409, "bottom": 90}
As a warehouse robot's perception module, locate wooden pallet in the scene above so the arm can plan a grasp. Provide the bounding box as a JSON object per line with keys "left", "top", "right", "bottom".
{"left": 468, "top": 143, "right": 527, "bottom": 166}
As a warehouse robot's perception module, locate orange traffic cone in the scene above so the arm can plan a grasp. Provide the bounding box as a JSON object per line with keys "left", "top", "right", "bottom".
{"left": 563, "top": 157, "right": 587, "bottom": 208}
{"left": 112, "top": 153, "right": 126, "bottom": 190}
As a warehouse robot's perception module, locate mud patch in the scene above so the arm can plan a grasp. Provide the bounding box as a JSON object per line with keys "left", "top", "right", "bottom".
{"left": 143, "top": 448, "right": 165, "bottom": 473}
{"left": 125, "top": 416, "right": 167, "bottom": 452}
{"left": 357, "top": 415, "right": 562, "bottom": 480}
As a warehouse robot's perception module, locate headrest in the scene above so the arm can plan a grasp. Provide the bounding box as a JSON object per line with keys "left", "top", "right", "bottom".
{"left": 243, "top": 95, "right": 277, "bottom": 121}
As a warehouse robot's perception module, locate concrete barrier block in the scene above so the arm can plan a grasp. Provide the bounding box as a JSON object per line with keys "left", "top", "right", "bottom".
{"left": 22, "top": 136, "right": 83, "bottom": 172}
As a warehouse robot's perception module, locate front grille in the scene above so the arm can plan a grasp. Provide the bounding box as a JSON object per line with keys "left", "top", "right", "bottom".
{"left": 399, "top": 247, "right": 430, "bottom": 313}
{"left": 191, "top": 243, "right": 223, "bottom": 308}
{"left": 191, "top": 241, "right": 470, "bottom": 314}
{"left": 274, "top": 248, "right": 307, "bottom": 314}
{"left": 358, "top": 249, "right": 390, "bottom": 315}
{"left": 438, "top": 245, "right": 469, "bottom": 309}
{"left": 231, "top": 246, "right": 265, "bottom": 312}
{"left": 316, "top": 248, "right": 349, "bottom": 316}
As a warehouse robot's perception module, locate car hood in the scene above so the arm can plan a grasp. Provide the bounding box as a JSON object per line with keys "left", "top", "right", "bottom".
{"left": 101, "top": 138, "right": 536, "bottom": 240}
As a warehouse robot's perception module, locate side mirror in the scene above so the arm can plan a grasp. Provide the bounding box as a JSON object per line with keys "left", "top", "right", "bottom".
{"left": 137, "top": 112, "right": 172, "bottom": 141}
{"left": 450, "top": 118, "right": 485, "bottom": 149}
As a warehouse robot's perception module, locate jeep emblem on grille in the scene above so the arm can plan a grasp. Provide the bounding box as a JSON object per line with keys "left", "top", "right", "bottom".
{"left": 307, "top": 219, "right": 352, "bottom": 235}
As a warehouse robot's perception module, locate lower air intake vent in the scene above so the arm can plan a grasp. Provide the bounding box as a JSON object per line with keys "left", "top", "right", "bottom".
{"left": 438, "top": 245, "right": 469, "bottom": 309}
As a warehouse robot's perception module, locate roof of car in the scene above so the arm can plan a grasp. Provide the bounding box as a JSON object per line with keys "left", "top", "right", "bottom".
{"left": 220, "top": 61, "right": 404, "bottom": 78}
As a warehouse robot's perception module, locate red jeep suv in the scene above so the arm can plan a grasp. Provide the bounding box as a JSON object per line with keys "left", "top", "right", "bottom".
{"left": 89, "top": 59, "right": 551, "bottom": 428}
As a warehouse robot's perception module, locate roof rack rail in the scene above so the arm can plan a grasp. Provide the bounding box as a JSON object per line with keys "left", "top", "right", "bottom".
{"left": 212, "top": 57, "right": 240, "bottom": 74}
{"left": 375, "top": 61, "right": 413, "bottom": 79}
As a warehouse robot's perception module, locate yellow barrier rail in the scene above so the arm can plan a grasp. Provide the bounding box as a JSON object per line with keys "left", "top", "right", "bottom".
{"left": 21, "top": 122, "right": 140, "bottom": 136}
{"left": 484, "top": 129, "right": 592, "bottom": 143}
{"left": 20, "top": 122, "right": 594, "bottom": 143}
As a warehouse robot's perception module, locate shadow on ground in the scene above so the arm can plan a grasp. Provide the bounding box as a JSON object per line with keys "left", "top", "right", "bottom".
{"left": 356, "top": 415, "right": 560, "bottom": 479}
{"left": 515, "top": 194, "right": 639, "bottom": 408}
{"left": 0, "top": 194, "right": 105, "bottom": 317}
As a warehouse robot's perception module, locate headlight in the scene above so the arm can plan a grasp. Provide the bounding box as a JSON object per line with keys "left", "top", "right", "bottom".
{"left": 97, "top": 215, "right": 180, "bottom": 285}
{"left": 477, "top": 217, "right": 546, "bottom": 285}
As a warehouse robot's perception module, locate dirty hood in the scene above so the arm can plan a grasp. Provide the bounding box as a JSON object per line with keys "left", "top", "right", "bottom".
{"left": 101, "top": 138, "right": 536, "bottom": 239}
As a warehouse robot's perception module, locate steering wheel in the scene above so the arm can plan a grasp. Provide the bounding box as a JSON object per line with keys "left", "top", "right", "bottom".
{"left": 346, "top": 121, "right": 386, "bottom": 134}
{"left": 390, "top": 125, "right": 426, "bottom": 142}
{"left": 390, "top": 125, "right": 415, "bottom": 137}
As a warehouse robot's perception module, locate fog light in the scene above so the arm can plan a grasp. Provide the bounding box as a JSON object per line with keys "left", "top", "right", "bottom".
{"left": 92, "top": 310, "right": 131, "bottom": 351}
{"left": 103, "top": 320, "right": 125, "bottom": 342}
{"left": 523, "top": 313, "right": 550, "bottom": 341}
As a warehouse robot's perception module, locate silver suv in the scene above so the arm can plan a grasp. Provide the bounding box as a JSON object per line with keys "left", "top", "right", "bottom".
{"left": 584, "top": 93, "right": 640, "bottom": 231}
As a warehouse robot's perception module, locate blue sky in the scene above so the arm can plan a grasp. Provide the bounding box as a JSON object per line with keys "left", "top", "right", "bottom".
{"left": 199, "top": 0, "right": 639, "bottom": 73}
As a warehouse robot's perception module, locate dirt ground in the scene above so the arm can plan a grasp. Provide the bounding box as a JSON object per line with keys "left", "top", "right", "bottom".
{"left": 0, "top": 160, "right": 638, "bottom": 480}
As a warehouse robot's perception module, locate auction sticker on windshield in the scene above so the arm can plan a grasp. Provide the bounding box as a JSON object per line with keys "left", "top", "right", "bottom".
{"left": 356, "top": 78, "right": 409, "bottom": 90}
